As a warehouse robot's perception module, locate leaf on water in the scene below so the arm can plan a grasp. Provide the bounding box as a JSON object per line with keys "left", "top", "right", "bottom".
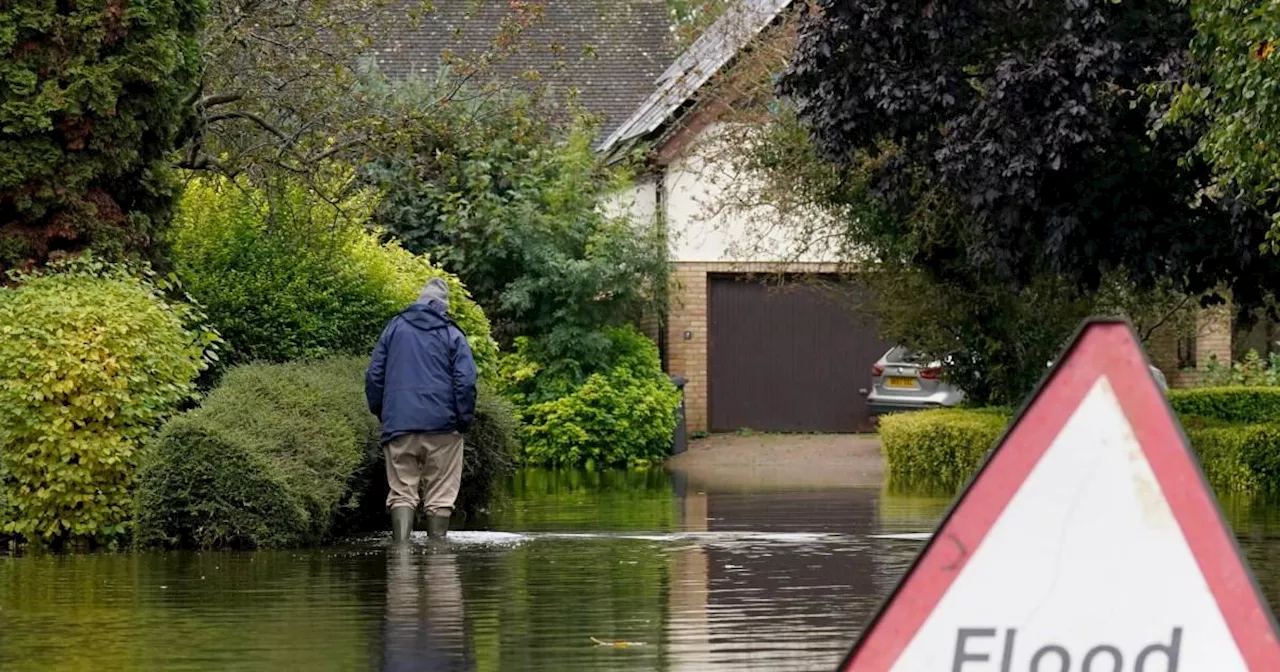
{"left": 590, "top": 637, "right": 647, "bottom": 648}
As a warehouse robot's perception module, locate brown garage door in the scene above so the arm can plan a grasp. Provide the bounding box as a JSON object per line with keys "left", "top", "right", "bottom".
{"left": 708, "top": 275, "right": 889, "bottom": 433}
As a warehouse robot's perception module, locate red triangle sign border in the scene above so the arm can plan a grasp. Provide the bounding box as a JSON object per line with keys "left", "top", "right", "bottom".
{"left": 840, "top": 319, "right": 1280, "bottom": 670}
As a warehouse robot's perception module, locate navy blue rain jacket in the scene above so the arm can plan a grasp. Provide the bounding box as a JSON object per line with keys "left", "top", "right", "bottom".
{"left": 365, "top": 301, "right": 478, "bottom": 444}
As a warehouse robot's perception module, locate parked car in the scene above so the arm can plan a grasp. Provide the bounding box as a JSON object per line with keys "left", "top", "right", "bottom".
{"left": 866, "top": 346, "right": 966, "bottom": 415}
{"left": 866, "top": 346, "right": 1169, "bottom": 415}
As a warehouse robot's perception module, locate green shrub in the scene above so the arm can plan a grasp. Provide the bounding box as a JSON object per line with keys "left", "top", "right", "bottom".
{"left": 171, "top": 177, "right": 498, "bottom": 372}
{"left": 0, "top": 258, "right": 216, "bottom": 545}
{"left": 1168, "top": 387, "right": 1280, "bottom": 424}
{"left": 879, "top": 408, "right": 1010, "bottom": 489}
{"left": 882, "top": 397, "right": 1280, "bottom": 495}
{"left": 367, "top": 88, "right": 669, "bottom": 352}
{"left": 135, "top": 357, "right": 517, "bottom": 549}
{"left": 134, "top": 358, "right": 372, "bottom": 548}
{"left": 516, "top": 328, "right": 679, "bottom": 469}
{"left": 1181, "top": 422, "right": 1275, "bottom": 493}
{"left": 458, "top": 387, "right": 522, "bottom": 513}
{"left": 1201, "top": 350, "right": 1280, "bottom": 387}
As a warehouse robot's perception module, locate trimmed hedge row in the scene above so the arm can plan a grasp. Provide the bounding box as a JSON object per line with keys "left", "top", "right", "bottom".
{"left": 882, "top": 389, "right": 1280, "bottom": 494}
{"left": 878, "top": 408, "right": 1011, "bottom": 490}
{"left": 1168, "top": 387, "right": 1280, "bottom": 425}
{"left": 135, "top": 357, "right": 516, "bottom": 549}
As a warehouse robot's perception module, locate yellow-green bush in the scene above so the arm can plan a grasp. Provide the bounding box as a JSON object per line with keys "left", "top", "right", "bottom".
{"left": 171, "top": 177, "right": 498, "bottom": 373}
{"left": 879, "top": 408, "right": 1010, "bottom": 489}
{"left": 1180, "top": 421, "right": 1273, "bottom": 493}
{"left": 883, "top": 400, "right": 1280, "bottom": 494}
{"left": 1168, "top": 387, "right": 1280, "bottom": 424}
{"left": 521, "top": 366, "right": 679, "bottom": 469}
{"left": 507, "top": 327, "right": 679, "bottom": 469}
{"left": 0, "top": 258, "right": 216, "bottom": 545}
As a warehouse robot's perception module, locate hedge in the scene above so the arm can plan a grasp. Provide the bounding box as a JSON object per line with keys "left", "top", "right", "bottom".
{"left": 878, "top": 408, "right": 1011, "bottom": 489}
{"left": 882, "top": 391, "right": 1280, "bottom": 495}
{"left": 135, "top": 357, "right": 517, "bottom": 549}
{"left": 1168, "top": 387, "right": 1280, "bottom": 424}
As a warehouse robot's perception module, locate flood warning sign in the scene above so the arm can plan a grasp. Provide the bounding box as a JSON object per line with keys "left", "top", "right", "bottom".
{"left": 840, "top": 320, "right": 1280, "bottom": 671}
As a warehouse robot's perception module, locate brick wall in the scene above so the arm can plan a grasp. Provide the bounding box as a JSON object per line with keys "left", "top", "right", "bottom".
{"left": 1145, "top": 323, "right": 1180, "bottom": 377}
{"left": 1160, "top": 300, "right": 1233, "bottom": 388}
{"left": 667, "top": 265, "right": 710, "bottom": 432}
{"left": 1196, "top": 302, "right": 1233, "bottom": 368}
{"left": 665, "top": 261, "right": 844, "bottom": 434}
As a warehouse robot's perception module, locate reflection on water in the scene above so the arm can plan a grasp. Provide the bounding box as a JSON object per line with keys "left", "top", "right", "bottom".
{"left": 5, "top": 467, "right": 1280, "bottom": 670}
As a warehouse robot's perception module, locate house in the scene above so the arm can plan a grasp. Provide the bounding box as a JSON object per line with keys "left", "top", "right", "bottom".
{"left": 600, "top": 0, "right": 895, "bottom": 434}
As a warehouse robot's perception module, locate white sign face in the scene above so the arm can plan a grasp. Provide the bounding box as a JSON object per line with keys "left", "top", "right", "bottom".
{"left": 841, "top": 321, "right": 1280, "bottom": 671}
{"left": 892, "top": 377, "right": 1243, "bottom": 671}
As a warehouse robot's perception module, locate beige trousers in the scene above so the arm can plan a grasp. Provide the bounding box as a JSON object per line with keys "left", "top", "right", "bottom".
{"left": 384, "top": 432, "right": 464, "bottom": 515}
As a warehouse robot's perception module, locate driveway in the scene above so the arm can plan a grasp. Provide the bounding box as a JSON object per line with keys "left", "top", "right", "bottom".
{"left": 665, "top": 433, "right": 884, "bottom": 490}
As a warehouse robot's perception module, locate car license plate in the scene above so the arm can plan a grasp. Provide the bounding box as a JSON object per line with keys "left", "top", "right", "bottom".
{"left": 886, "top": 376, "right": 916, "bottom": 389}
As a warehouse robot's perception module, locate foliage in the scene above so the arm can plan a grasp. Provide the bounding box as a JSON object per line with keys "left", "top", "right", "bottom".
{"left": 171, "top": 176, "right": 497, "bottom": 371}
{"left": 1201, "top": 350, "right": 1280, "bottom": 387}
{"left": 136, "top": 357, "right": 517, "bottom": 549}
{"left": 365, "top": 81, "right": 668, "bottom": 357}
{"left": 0, "top": 258, "right": 216, "bottom": 545}
{"left": 135, "top": 357, "right": 372, "bottom": 549}
{"left": 878, "top": 408, "right": 1010, "bottom": 490}
{"left": 1169, "top": 0, "right": 1280, "bottom": 234}
{"left": 1183, "top": 422, "right": 1280, "bottom": 493}
{"left": 456, "top": 387, "right": 522, "bottom": 513}
{"left": 778, "top": 0, "right": 1280, "bottom": 308}
{"left": 876, "top": 266, "right": 1201, "bottom": 404}
{"left": 498, "top": 326, "right": 667, "bottom": 405}
{"left": 181, "top": 0, "right": 541, "bottom": 207}
{"left": 883, "top": 392, "right": 1280, "bottom": 493}
{"left": 0, "top": 0, "right": 205, "bottom": 272}
{"left": 1169, "top": 387, "right": 1280, "bottom": 424}
{"left": 510, "top": 327, "right": 679, "bottom": 469}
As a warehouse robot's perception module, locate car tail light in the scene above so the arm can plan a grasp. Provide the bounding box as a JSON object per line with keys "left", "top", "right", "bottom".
{"left": 919, "top": 366, "right": 943, "bottom": 380}
{"left": 872, "top": 364, "right": 884, "bottom": 377}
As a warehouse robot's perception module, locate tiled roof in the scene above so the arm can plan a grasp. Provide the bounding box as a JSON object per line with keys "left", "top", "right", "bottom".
{"left": 372, "top": 1, "right": 674, "bottom": 143}
{"left": 598, "top": 0, "right": 793, "bottom": 155}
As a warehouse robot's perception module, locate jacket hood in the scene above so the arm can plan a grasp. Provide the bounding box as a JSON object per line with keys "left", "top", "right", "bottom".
{"left": 416, "top": 278, "right": 450, "bottom": 312}
{"left": 400, "top": 303, "right": 452, "bottom": 332}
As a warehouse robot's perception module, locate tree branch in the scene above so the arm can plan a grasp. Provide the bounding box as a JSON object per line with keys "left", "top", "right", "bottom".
{"left": 1139, "top": 294, "right": 1194, "bottom": 342}
{"left": 204, "top": 111, "right": 291, "bottom": 142}
{"left": 196, "top": 93, "right": 244, "bottom": 110}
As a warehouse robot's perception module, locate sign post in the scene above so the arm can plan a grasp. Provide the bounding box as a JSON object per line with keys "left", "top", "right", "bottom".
{"left": 841, "top": 319, "right": 1280, "bottom": 671}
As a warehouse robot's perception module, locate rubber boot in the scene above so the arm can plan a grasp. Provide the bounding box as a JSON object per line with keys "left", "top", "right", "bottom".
{"left": 426, "top": 513, "right": 450, "bottom": 541}
{"left": 390, "top": 507, "right": 415, "bottom": 544}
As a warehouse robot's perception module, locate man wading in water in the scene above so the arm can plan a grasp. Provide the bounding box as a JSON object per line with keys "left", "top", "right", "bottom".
{"left": 366, "top": 278, "right": 478, "bottom": 543}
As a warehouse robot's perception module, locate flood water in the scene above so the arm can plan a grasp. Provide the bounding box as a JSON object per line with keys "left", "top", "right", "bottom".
{"left": 5, "top": 468, "right": 1280, "bottom": 671}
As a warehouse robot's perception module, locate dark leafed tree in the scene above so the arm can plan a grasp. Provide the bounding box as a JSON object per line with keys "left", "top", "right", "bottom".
{"left": 776, "top": 0, "right": 1280, "bottom": 307}
{"left": 0, "top": 0, "right": 205, "bottom": 272}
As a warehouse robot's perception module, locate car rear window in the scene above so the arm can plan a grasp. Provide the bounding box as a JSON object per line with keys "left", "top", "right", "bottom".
{"left": 886, "top": 347, "right": 930, "bottom": 364}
